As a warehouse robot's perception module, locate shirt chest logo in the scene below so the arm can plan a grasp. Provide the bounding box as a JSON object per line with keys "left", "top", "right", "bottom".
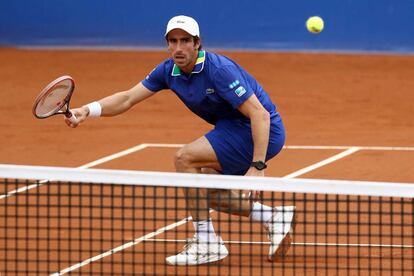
{"left": 206, "top": 88, "right": 215, "bottom": 94}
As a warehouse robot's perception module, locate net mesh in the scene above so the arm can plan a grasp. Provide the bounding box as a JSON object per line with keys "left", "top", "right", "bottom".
{"left": 1, "top": 165, "right": 413, "bottom": 275}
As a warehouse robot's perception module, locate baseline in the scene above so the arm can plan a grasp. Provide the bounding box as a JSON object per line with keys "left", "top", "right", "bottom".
{"left": 143, "top": 143, "right": 414, "bottom": 151}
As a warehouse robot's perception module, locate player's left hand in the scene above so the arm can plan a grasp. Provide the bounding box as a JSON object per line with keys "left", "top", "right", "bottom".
{"left": 243, "top": 167, "right": 265, "bottom": 201}
{"left": 245, "top": 167, "right": 265, "bottom": 177}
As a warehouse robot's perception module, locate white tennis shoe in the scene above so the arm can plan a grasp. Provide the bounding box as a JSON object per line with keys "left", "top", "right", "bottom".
{"left": 264, "top": 205, "right": 297, "bottom": 261}
{"left": 166, "top": 236, "right": 228, "bottom": 265}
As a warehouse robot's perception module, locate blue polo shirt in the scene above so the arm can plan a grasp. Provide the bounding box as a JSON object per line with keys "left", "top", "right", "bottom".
{"left": 142, "top": 50, "right": 277, "bottom": 125}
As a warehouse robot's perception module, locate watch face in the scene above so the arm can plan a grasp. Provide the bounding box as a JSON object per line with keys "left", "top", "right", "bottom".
{"left": 252, "top": 161, "right": 266, "bottom": 170}
{"left": 256, "top": 162, "right": 265, "bottom": 169}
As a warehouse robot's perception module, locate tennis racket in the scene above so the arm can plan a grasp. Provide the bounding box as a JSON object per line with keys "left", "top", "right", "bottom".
{"left": 32, "top": 75, "right": 77, "bottom": 123}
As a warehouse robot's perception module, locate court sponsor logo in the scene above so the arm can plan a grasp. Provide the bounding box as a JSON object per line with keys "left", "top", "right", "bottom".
{"left": 229, "top": 80, "right": 240, "bottom": 89}
{"left": 234, "top": 86, "right": 246, "bottom": 97}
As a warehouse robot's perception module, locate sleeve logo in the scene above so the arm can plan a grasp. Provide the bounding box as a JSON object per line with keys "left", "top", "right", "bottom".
{"left": 234, "top": 86, "right": 246, "bottom": 97}
{"left": 229, "top": 80, "right": 240, "bottom": 89}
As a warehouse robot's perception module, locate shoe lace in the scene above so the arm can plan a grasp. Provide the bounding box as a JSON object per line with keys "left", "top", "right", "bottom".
{"left": 265, "top": 210, "right": 293, "bottom": 241}
{"left": 181, "top": 237, "right": 204, "bottom": 256}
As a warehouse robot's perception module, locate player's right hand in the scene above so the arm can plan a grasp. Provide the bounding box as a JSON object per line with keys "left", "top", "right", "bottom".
{"left": 64, "top": 106, "right": 89, "bottom": 128}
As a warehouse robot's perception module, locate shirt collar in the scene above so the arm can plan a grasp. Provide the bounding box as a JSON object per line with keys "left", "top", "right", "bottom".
{"left": 172, "top": 50, "right": 206, "bottom": 76}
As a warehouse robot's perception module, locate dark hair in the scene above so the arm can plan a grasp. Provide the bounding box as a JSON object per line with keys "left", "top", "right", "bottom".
{"left": 165, "top": 35, "right": 202, "bottom": 50}
{"left": 194, "top": 36, "right": 202, "bottom": 50}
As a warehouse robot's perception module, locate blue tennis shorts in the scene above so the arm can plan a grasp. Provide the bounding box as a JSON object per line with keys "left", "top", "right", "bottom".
{"left": 205, "top": 115, "right": 285, "bottom": 175}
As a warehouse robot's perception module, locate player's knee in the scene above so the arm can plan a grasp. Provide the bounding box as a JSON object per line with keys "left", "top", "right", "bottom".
{"left": 174, "top": 148, "right": 193, "bottom": 172}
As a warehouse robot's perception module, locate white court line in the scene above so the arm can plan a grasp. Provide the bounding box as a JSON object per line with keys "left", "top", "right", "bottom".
{"left": 285, "top": 145, "right": 414, "bottom": 151}
{"left": 144, "top": 143, "right": 414, "bottom": 151}
{"left": 77, "top": 144, "right": 149, "bottom": 169}
{"left": 51, "top": 209, "right": 216, "bottom": 276}
{"left": 282, "top": 147, "right": 360, "bottom": 179}
{"left": 3, "top": 142, "right": 411, "bottom": 200}
{"left": 0, "top": 144, "right": 149, "bottom": 200}
{"left": 51, "top": 147, "right": 359, "bottom": 275}
{"left": 50, "top": 216, "right": 192, "bottom": 276}
{"left": 5, "top": 142, "right": 411, "bottom": 199}
{"left": 145, "top": 238, "right": 414, "bottom": 249}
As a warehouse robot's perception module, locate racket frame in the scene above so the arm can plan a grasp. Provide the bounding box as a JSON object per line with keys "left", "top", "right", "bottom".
{"left": 32, "top": 75, "right": 75, "bottom": 120}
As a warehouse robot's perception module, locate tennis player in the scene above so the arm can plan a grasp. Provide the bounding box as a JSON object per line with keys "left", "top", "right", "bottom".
{"left": 66, "top": 15, "right": 296, "bottom": 265}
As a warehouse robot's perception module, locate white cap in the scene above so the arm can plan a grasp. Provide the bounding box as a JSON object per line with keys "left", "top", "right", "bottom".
{"left": 165, "top": 15, "right": 200, "bottom": 37}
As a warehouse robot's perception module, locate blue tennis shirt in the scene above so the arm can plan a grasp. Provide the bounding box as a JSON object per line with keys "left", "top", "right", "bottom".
{"left": 142, "top": 50, "right": 277, "bottom": 125}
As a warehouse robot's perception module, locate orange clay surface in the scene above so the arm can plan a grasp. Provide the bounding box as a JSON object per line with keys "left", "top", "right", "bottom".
{"left": 1, "top": 48, "right": 413, "bottom": 275}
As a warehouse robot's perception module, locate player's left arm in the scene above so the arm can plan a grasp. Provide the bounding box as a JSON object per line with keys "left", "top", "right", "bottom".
{"left": 238, "top": 94, "right": 270, "bottom": 176}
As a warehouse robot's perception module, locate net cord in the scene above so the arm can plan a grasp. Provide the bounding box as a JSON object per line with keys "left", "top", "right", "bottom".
{"left": 1, "top": 164, "right": 413, "bottom": 198}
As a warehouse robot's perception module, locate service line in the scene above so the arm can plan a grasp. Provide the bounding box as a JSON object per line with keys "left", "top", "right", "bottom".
{"left": 0, "top": 144, "right": 149, "bottom": 199}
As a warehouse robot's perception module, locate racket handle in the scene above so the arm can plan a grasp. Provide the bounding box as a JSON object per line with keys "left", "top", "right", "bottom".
{"left": 65, "top": 111, "right": 78, "bottom": 124}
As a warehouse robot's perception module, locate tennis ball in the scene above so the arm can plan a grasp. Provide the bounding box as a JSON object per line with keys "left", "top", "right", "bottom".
{"left": 306, "top": 16, "right": 324, "bottom": 34}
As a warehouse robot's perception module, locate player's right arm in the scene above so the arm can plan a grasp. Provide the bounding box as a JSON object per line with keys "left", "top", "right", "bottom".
{"left": 65, "top": 82, "right": 154, "bottom": 128}
{"left": 94, "top": 82, "right": 154, "bottom": 116}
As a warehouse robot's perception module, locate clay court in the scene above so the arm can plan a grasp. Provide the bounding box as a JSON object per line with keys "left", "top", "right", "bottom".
{"left": 1, "top": 48, "right": 414, "bottom": 275}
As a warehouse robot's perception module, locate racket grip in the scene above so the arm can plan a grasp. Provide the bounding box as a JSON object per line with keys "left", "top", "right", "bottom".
{"left": 66, "top": 111, "right": 78, "bottom": 124}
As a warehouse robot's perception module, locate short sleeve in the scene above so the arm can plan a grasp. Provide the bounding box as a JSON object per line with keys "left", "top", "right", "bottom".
{"left": 142, "top": 62, "right": 168, "bottom": 92}
{"left": 213, "top": 65, "right": 254, "bottom": 109}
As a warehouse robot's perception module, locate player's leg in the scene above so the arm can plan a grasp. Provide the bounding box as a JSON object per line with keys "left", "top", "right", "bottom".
{"left": 204, "top": 118, "right": 274, "bottom": 219}
{"left": 174, "top": 136, "right": 222, "bottom": 222}
{"left": 205, "top": 117, "right": 296, "bottom": 261}
{"left": 175, "top": 138, "right": 253, "bottom": 220}
{"left": 200, "top": 167, "right": 253, "bottom": 217}
{"left": 207, "top": 189, "right": 251, "bottom": 216}
{"left": 167, "top": 136, "right": 228, "bottom": 265}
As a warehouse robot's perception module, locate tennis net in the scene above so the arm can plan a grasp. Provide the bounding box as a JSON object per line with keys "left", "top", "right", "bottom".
{"left": 1, "top": 164, "right": 413, "bottom": 275}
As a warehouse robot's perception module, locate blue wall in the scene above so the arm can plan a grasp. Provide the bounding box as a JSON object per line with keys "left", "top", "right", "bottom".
{"left": 1, "top": 0, "right": 413, "bottom": 53}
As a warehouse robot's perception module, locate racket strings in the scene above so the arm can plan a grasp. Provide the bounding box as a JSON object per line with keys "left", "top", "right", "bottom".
{"left": 33, "top": 78, "right": 74, "bottom": 118}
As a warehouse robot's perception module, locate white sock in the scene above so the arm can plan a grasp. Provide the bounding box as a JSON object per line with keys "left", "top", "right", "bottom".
{"left": 193, "top": 219, "right": 218, "bottom": 242}
{"left": 250, "top": 202, "right": 273, "bottom": 223}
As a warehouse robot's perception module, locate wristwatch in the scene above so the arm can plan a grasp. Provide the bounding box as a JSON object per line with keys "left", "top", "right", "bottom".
{"left": 251, "top": 161, "right": 267, "bottom": 170}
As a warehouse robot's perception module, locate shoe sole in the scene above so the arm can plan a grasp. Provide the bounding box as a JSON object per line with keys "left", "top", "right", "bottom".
{"left": 166, "top": 254, "right": 228, "bottom": 266}
{"left": 166, "top": 250, "right": 228, "bottom": 266}
{"left": 268, "top": 211, "right": 297, "bottom": 261}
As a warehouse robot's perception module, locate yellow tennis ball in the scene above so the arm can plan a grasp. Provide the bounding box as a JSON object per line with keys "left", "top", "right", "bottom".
{"left": 306, "top": 16, "right": 324, "bottom": 34}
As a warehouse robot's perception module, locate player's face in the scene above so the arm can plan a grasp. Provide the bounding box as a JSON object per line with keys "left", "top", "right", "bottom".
{"left": 166, "top": 29, "right": 200, "bottom": 74}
